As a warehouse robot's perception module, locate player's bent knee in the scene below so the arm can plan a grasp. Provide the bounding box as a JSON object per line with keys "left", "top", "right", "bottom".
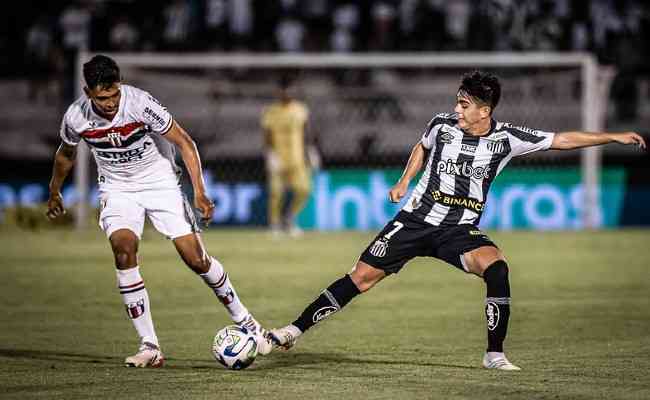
{"left": 113, "top": 249, "right": 137, "bottom": 269}
{"left": 350, "top": 262, "right": 385, "bottom": 293}
{"left": 482, "top": 260, "right": 509, "bottom": 285}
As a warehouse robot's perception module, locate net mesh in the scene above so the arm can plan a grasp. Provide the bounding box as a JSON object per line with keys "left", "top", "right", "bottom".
{"left": 120, "top": 64, "right": 585, "bottom": 173}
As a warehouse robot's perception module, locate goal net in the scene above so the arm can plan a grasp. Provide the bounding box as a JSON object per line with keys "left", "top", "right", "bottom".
{"left": 74, "top": 52, "right": 608, "bottom": 230}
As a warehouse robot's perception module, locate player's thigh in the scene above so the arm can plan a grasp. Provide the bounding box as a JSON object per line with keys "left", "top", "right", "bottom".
{"left": 434, "top": 225, "right": 500, "bottom": 275}
{"left": 98, "top": 191, "right": 145, "bottom": 239}
{"left": 359, "top": 211, "right": 432, "bottom": 276}
{"left": 141, "top": 189, "right": 200, "bottom": 240}
{"left": 287, "top": 166, "right": 311, "bottom": 194}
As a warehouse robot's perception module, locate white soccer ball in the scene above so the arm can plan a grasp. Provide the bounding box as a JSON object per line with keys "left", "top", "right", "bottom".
{"left": 211, "top": 325, "right": 258, "bottom": 370}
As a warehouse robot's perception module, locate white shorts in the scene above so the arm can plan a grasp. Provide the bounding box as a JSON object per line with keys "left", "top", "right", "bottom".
{"left": 98, "top": 188, "right": 199, "bottom": 240}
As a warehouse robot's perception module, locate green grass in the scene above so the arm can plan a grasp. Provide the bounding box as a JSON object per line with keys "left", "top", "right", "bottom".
{"left": 0, "top": 227, "right": 649, "bottom": 399}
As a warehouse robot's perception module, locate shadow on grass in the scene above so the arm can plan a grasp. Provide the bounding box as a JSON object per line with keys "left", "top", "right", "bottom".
{"left": 0, "top": 348, "right": 476, "bottom": 371}
{"left": 251, "top": 351, "right": 478, "bottom": 371}
{"left": 0, "top": 348, "right": 117, "bottom": 365}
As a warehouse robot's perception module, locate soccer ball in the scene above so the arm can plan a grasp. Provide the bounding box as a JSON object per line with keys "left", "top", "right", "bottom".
{"left": 211, "top": 325, "right": 258, "bottom": 370}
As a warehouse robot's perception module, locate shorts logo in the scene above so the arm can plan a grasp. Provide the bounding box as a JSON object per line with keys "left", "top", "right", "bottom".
{"left": 369, "top": 238, "right": 388, "bottom": 258}
{"left": 126, "top": 299, "right": 145, "bottom": 319}
{"left": 485, "top": 302, "right": 500, "bottom": 331}
{"left": 313, "top": 306, "right": 338, "bottom": 323}
{"left": 107, "top": 131, "right": 123, "bottom": 147}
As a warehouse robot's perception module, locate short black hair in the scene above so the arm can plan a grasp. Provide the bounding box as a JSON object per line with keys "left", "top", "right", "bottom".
{"left": 458, "top": 70, "right": 501, "bottom": 111}
{"left": 83, "top": 55, "right": 120, "bottom": 90}
{"left": 278, "top": 73, "right": 296, "bottom": 89}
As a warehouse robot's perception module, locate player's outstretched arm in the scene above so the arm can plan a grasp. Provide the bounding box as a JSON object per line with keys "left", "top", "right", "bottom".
{"left": 550, "top": 131, "right": 647, "bottom": 150}
{"left": 389, "top": 142, "right": 426, "bottom": 203}
{"left": 46, "top": 142, "right": 77, "bottom": 220}
{"left": 162, "top": 121, "right": 215, "bottom": 224}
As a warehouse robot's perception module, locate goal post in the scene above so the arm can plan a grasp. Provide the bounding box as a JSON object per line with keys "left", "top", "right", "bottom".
{"left": 74, "top": 51, "right": 607, "bottom": 229}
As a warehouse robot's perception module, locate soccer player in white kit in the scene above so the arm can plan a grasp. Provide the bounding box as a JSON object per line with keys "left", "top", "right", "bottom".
{"left": 46, "top": 55, "right": 271, "bottom": 367}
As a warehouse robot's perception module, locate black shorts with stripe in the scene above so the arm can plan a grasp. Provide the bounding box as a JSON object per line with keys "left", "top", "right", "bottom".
{"left": 359, "top": 211, "right": 497, "bottom": 274}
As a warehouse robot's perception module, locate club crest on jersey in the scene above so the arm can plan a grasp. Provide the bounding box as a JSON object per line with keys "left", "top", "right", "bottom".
{"left": 487, "top": 140, "right": 506, "bottom": 154}
{"left": 369, "top": 238, "right": 389, "bottom": 258}
{"left": 107, "top": 131, "right": 123, "bottom": 147}
{"left": 486, "top": 302, "right": 500, "bottom": 331}
{"left": 126, "top": 299, "right": 145, "bottom": 319}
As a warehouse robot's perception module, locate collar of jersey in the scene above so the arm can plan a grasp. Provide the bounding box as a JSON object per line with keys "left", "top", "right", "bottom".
{"left": 460, "top": 118, "right": 497, "bottom": 138}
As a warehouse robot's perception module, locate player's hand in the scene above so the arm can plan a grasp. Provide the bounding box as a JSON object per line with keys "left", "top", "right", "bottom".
{"left": 194, "top": 192, "right": 215, "bottom": 226}
{"left": 46, "top": 192, "right": 66, "bottom": 220}
{"left": 265, "top": 150, "right": 281, "bottom": 173}
{"left": 612, "top": 132, "right": 646, "bottom": 149}
{"left": 389, "top": 181, "right": 409, "bottom": 203}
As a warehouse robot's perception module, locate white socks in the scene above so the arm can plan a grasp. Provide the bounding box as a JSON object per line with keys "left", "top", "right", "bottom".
{"left": 200, "top": 257, "right": 249, "bottom": 323}
{"left": 116, "top": 267, "right": 158, "bottom": 346}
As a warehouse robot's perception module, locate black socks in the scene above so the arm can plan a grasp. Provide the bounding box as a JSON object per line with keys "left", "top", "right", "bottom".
{"left": 292, "top": 274, "right": 361, "bottom": 333}
{"left": 483, "top": 260, "right": 511, "bottom": 353}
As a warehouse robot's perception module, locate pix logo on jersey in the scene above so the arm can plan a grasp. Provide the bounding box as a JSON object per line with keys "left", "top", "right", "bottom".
{"left": 436, "top": 159, "right": 490, "bottom": 179}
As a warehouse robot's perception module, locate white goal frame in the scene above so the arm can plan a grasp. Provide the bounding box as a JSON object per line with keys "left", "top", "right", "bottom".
{"left": 74, "top": 51, "right": 606, "bottom": 229}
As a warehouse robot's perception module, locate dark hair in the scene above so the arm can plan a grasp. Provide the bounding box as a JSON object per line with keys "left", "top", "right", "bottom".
{"left": 278, "top": 73, "right": 296, "bottom": 89}
{"left": 83, "top": 55, "right": 120, "bottom": 90}
{"left": 458, "top": 70, "right": 501, "bottom": 111}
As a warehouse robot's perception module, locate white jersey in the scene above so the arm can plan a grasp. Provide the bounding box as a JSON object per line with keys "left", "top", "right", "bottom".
{"left": 403, "top": 112, "right": 555, "bottom": 226}
{"left": 60, "top": 84, "right": 179, "bottom": 192}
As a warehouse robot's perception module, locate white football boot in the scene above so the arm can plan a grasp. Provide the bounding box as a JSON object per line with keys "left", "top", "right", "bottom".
{"left": 268, "top": 324, "right": 302, "bottom": 350}
{"left": 124, "top": 342, "right": 165, "bottom": 368}
{"left": 237, "top": 314, "right": 273, "bottom": 355}
{"left": 482, "top": 352, "right": 521, "bottom": 371}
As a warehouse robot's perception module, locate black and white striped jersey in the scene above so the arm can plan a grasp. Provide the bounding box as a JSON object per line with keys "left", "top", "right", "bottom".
{"left": 402, "top": 112, "right": 555, "bottom": 226}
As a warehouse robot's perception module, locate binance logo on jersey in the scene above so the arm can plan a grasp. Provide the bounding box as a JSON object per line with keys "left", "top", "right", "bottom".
{"left": 436, "top": 159, "right": 490, "bottom": 179}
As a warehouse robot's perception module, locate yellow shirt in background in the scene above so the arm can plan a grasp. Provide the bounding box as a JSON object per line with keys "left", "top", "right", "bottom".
{"left": 261, "top": 100, "right": 309, "bottom": 167}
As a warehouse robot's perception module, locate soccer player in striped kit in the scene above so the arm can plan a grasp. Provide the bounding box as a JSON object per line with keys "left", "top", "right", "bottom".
{"left": 46, "top": 55, "right": 272, "bottom": 367}
{"left": 268, "top": 70, "right": 646, "bottom": 370}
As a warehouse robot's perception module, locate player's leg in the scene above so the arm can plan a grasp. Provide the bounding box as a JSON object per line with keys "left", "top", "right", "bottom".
{"left": 110, "top": 229, "right": 164, "bottom": 368}
{"left": 269, "top": 211, "right": 425, "bottom": 349}
{"left": 269, "top": 260, "right": 384, "bottom": 349}
{"left": 285, "top": 165, "right": 311, "bottom": 236}
{"left": 464, "top": 245, "right": 520, "bottom": 371}
{"left": 172, "top": 232, "right": 273, "bottom": 354}
{"left": 100, "top": 192, "right": 163, "bottom": 368}
{"left": 268, "top": 168, "right": 285, "bottom": 235}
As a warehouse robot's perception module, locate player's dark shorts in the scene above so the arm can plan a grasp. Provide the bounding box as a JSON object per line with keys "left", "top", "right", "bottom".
{"left": 359, "top": 211, "right": 497, "bottom": 274}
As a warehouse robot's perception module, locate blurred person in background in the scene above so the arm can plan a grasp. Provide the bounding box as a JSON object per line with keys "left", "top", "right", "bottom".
{"left": 45, "top": 55, "right": 272, "bottom": 367}
{"left": 25, "top": 16, "right": 62, "bottom": 103}
{"left": 261, "top": 75, "right": 319, "bottom": 237}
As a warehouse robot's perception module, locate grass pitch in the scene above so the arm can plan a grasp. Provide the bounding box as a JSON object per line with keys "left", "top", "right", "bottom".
{"left": 0, "top": 227, "right": 649, "bottom": 400}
